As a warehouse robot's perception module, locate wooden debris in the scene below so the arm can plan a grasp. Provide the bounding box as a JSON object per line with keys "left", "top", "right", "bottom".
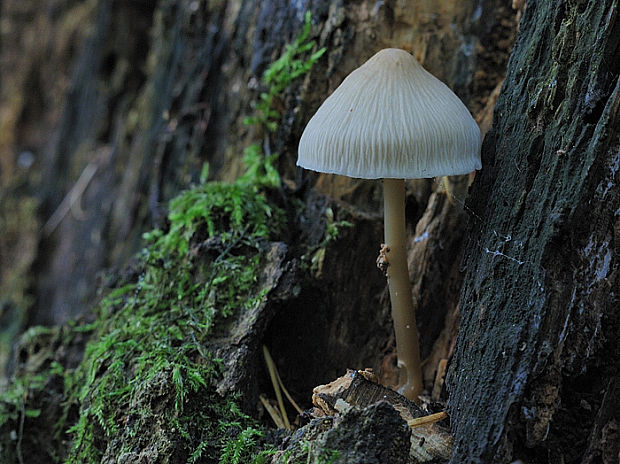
{"left": 312, "top": 370, "right": 453, "bottom": 461}
{"left": 259, "top": 394, "right": 286, "bottom": 429}
{"left": 407, "top": 411, "right": 448, "bottom": 428}
{"left": 263, "top": 345, "right": 290, "bottom": 429}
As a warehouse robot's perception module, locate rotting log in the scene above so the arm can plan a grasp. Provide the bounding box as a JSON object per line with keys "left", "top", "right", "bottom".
{"left": 311, "top": 370, "right": 454, "bottom": 462}
{"left": 447, "top": 1, "right": 619, "bottom": 462}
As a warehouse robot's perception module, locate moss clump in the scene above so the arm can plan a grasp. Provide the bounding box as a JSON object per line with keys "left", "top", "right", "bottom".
{"left": 61, "top": 154, "right": 284, "bottom": 464}
{"left": 0, "top": 156, "right": 284, "bottom": 464}
{"left": 244, "top": 11, "right": 325, "bottom": 133}
{"left": 0, "top": 324, "right": 89, "bottom": 463}
{"left": 0, "top": 11, "right": 326, "bottom": 463}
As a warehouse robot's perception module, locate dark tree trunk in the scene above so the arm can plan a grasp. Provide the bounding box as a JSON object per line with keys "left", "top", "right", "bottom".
{"left": 447, "top": 1, "right": 620, "bottom": 462}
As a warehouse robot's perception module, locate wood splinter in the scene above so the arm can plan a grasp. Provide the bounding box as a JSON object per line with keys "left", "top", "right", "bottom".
{"left": 407, "top": 411, "right": 448, "bottom": 429}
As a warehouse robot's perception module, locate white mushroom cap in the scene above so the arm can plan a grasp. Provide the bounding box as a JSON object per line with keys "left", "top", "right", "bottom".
{"left": 297, "top": 48, "right": 482, "bottom": 179}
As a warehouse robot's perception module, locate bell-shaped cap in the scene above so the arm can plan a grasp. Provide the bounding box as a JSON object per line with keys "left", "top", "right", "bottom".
{"left": 297, "top": 48, "right": 481, "bottom": 179}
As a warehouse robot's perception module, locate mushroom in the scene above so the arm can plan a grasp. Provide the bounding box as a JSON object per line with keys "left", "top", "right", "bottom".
{"left": 297, "top": 48, "right": 481, "bottom": 401}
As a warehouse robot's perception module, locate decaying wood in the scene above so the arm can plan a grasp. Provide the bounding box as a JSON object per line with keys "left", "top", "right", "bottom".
{"left": 279, "top": 400, "right": 413, "bottom": 464}
{"left": 431, "top": 359, "right": 449, "bottom": 402}
{"left": 406, "top": 189, "right": 470, "bottom": 390}
{"left": 581, "top": 377, "right": 620, "bottom": 464}
{"left": 312, "top": 370, "right": 453, "bottom": 462}
{"left": 448, "top": 1, "right": 620, "bottom": 462}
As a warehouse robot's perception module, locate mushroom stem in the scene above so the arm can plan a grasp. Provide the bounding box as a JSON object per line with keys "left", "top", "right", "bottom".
{"left": 383, "top": 178, "right": 423, "bottom": 401}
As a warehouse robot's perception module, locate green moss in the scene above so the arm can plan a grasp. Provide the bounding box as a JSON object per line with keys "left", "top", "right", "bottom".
{"left": 61, "top": 153, "right": 285, "bottom": 463}
{"left": 0, "top": 11, "right": 326, "bottom": 464}
{"left": 0, "top": 156, "right": 285, "bottom": 464}
{"left": 0, "top": 329, "right": 56, "bottom": 428}
{"left": 274, "top": 439, "right": 341, "bottom": 464}
{"left": 217, "top": 424, "right": 276, "bottom": 464}
{"left": 244, "top": 11, "right": 326, "bottom": 133}
{"left": 0, "top": 325, "right": 84, "bottom": 463}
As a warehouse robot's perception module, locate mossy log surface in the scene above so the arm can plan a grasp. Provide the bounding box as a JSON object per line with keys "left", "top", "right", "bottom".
{"left": 448, "top": 1, "right": 619, "bottom": 462}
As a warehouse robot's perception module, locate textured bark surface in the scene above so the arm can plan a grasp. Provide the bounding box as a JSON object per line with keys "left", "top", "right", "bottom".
{"left": 447, "top": 1, "right": 620, "bottom": 462}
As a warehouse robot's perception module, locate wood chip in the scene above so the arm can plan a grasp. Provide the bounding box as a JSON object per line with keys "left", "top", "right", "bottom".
{"left": 312, "top": 370, "right": 453, "bottom": 461}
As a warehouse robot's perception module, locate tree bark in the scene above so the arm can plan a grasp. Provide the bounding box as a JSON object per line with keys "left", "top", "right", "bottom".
{"left": 447, "top": 1, "right": 620, "bottom": 462}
